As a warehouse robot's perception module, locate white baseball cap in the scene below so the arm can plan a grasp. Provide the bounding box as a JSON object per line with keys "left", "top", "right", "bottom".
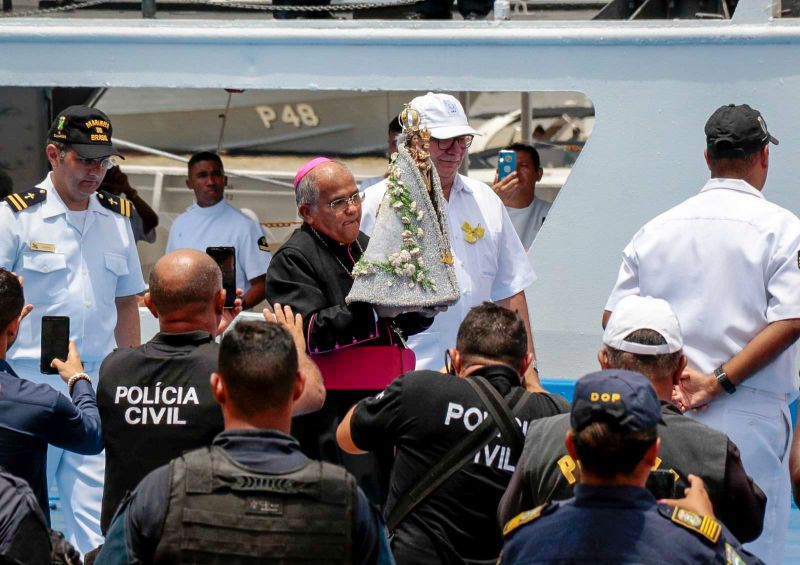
{"left": 603, "top": 295, "right": 683, "bottom": 355}
{"left": 409, "top": 92, "right": 481, "bottom": 140}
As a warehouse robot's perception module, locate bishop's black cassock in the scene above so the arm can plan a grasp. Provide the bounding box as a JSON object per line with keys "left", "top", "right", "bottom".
{"left": 266, "top": 223, "right": 432, "bottom": 351}
{"left": 265, "top": 223, "right": 432, "bottom": 503}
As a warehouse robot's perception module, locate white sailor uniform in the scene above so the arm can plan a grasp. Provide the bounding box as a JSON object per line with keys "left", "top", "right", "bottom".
{"left": 606, "top": 177, "right": 800, "bottom": 565}
{"left": 0, "top": 173, "right": 145, "bottom": 553}
{"left": 166, "top": 199, "right": 271, "bottom": 295}
{"left": 361, "top": 174, "right": 536, "bottom": 371}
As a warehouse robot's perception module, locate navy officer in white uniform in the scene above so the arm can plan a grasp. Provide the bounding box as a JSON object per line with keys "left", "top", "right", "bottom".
{"left": 0, "top": 105, "right": 145, "bottom": 554}
{"left": 605, "top": 103, "right": 800, "bottom": 565}
{"left": 361, "top": 93, "right": 538, "bottom": 384}
{"left": 166, "top": 152, "right": 271, "bottom": 310}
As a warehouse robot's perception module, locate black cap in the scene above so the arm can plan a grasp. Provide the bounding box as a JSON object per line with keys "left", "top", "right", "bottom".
{"left": 47, "top": 105, "right": 123, "bottom": 160}
{"left": 705, "top": 103, "right": 778, "bottom": 159}
{"left": 570, "top": 369, "right": 664, "bottom": 433}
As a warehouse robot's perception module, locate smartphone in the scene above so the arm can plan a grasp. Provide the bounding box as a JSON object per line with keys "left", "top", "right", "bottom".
{"left": 40, "top": 316, "right": 70, "bottom": 375}
{"left": 646, "top": 469, "right": 677, "bottom": 500}
{"left": 206, "top": 246, "right": 236, "bottom": 309}
{"left": 497, "top": 149, "right": 517, "bottom": 181}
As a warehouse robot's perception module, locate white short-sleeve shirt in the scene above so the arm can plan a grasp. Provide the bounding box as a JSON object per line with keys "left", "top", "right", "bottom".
{"left": 606, "top": 178, "right": 800, "bottom": 396}
{"left": 362, "top": 174, "right": 536, "bottom": 370}
{"left": 166, "top": 199, "right": 271, "bottom": 293}
{"left": 505, "top": 197, "right": 552, "bottom": 251}
{"left": 0, "top": 174, "right": 146, "bottom": 362}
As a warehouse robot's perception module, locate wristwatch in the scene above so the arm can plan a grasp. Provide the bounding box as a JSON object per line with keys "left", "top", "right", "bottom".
{"left": 714, "top": 365, "right": 736, "bottom": 394}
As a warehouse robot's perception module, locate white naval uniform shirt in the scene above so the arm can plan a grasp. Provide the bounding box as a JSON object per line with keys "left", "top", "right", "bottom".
{"left": 166, "top": 199, "right": 271, "bottom": 294}
{"left": 606, "top": 177, "right": 800, "bottom": 397}
{"left": 0, "top": 174, "right": 146, "bottom": 363}
{"left": 505, "top": 196, "right": 552, "bottom": 251}
{"left": 362, "top": 174, "right": 536, "bottom": 370}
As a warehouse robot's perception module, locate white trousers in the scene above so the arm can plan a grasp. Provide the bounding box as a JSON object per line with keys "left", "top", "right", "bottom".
{"left": 690, "top": 386, "right": 792, "bottom": 565}
{"left": 13, "top": 360, "right": 104, "bottom": 556}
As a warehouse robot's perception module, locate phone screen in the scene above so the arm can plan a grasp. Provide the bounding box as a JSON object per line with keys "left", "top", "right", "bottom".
{"left": 497, "top": 150, "right": 517, "bottom": 181}
{"left": 646, "top": 469, "right": 677, "bottom": 500}
{"left": 206, "top": 246, "right": 236, "bottom": 309}
{"left": 40, "top": 316, "right": 70, "bottom": 374}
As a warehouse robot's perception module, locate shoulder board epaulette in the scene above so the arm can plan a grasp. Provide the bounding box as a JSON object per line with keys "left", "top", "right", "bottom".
{"left": 97, "top": 190, "right": 132, "bottom": 217}
{"left": 503, "top": 502, "right": 555, "bottom": 537}
{"left": 724, "top": 542, "right": 747, "bottom": 565}
{"left": 3, "top": 188, "right": 46, "bottom": 213}
{"left": 659, "top": 505, "right": 721, "bottom": 543}
{"left": 258, "top": 235, "right": 270, "bottom": 252}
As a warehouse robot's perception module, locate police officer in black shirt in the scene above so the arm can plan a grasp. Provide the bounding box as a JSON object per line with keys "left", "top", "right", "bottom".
{"left": 500, "top": 369, "right": 762, "bottom": 564}
{"left": 337, "top": 302, "right": 569, "bottom": 565}
{"left": 97, "top": 249, "right": 326, "bottom": 532}
{"left": 96, "top": 315, "right": 390, "bottom": 564}
{"left": 499, "top": 295, "right": 766, "bottom": 543}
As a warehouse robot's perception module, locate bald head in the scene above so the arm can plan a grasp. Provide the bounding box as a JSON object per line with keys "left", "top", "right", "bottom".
{"left": 149, "top": 250, "right": 222, "bottom": 316}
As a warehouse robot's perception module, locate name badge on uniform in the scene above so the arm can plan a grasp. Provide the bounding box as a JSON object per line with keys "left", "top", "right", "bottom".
{"left": 30, "top": 242, "right": 55, "bottom": 253}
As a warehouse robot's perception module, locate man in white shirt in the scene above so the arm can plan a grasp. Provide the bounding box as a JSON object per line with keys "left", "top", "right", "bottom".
{"left": 361, "top": 93, "right": 539, "bottom": 385}
{"left": 491, "top": 143, "right": 551, "bottom": 251}
{"left": 0, "top": 105, "right": 145, "bottom": 553}
{"left": 604, "top": 103, "right": 800, "bottom": 565}
{"left": 167, "top": 152, "right": 270, "bottom": 310}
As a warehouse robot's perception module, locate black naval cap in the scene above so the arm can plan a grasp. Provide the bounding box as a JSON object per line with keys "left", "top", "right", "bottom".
{"left": 47, "top": 105, "right": 124, "bottom": 160}
{"left": 705, "top": 103, "right": 778, "bottom": 159}
{"left": 571, "top": 369, "right": 664, "bottom": 433}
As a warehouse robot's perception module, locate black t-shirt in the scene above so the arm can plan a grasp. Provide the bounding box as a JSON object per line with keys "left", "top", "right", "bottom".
{"left": 97, "top": 331, "right": 225, "bottom": 532}
{"left": 350, "top": 369, "right": 569, "bottom": 564}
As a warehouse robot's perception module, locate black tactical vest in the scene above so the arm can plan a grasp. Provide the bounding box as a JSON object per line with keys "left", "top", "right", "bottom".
{"left": 154, "top": 446, "right": 355, "bottom": 564}
{"left": 522, "top": 405, "right": 726, "bottom": 508}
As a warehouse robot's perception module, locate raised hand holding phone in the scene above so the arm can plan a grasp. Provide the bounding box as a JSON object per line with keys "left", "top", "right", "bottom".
{"left": 206, "top": 246, "right": 236, "bottom": 309}
{"left": 40, "top": 316, "right": 69, "bottom": 375}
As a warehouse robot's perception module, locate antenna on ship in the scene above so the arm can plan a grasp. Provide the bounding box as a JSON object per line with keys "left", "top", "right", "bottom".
{"left": 217, "top": 88, "right": 245, "bottom": 154}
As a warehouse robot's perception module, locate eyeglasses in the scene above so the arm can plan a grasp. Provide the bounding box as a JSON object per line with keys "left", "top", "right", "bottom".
{"left": 61, "top": 150, "right": 117, "bottom": 171}
{"left": 326, "top": 191, "right": 363, "bottom": 212}
{"left": 435, "top": 135, "right": 474, "bottom": 151}
{"left": 80, "top": 156, "right": 117, "bottom": 171}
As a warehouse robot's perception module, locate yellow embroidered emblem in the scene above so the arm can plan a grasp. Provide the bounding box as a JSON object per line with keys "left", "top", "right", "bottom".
{"left": 258, "top": 236, "right": 270, "bottom": 252}
{"left": 3, "top": 189, "right": 46, "bottom": 212}
{"left": 503, "top": 504, "right": 547, "bottom": 537}
{"left": 461, "top": 221, "right": 485, "bottom": 244}
{"left": 671, "top": 507, "right": 721, "bottom": 543}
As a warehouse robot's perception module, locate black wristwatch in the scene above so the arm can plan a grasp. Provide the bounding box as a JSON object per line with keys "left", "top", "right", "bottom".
{"left": 714, "top": 365, "right": 736, "bottom": 394}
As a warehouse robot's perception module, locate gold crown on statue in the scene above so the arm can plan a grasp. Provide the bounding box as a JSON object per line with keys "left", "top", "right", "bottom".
{"left": 399, "top": 105, "right": 432, "bottom": 179}
{"left": 399, "top": 105, "right": 430, "bottom": 141}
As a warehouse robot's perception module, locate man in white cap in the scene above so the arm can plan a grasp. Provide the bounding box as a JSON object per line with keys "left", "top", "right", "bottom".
{"left": 361, "top": 93, "right": 538, "bottom": 384}
{"left": 500, "top": 295, "right": 766, "bottom": 545}
{"left": 604, "top": 103, "right": 800, "bottom": 564}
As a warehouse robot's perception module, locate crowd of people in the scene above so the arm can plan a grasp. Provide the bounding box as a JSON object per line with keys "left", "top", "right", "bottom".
{"left": 0, "top": 93, "right": 796, "bottom": 565}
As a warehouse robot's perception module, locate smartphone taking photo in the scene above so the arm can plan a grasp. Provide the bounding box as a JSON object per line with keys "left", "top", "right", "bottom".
{"left": 206, "top": 246, "right": 237, "bottom": 309}
{"left": 646, "top": 469, "right": 677, "bottom": 500}
{"left": 40, "top": 316, "right": 70, "bottom": 374}
{"left": 497, "top": 149, "right": 517, "bottom": 181}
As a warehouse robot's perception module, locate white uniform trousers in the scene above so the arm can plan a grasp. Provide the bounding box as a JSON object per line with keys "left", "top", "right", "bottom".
{"left": 690, "top": 385, "right": 792, "bottom": 565}
{"left": 13, "top": 359, "right": 104, "bottom": 555}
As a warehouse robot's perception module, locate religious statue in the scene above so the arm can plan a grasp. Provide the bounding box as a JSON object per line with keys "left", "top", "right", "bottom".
{"left": 347, "top": 105, "right": 460, "bottom": 309}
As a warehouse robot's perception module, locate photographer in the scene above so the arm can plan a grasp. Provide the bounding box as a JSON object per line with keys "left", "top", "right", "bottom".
{"left": 337, "top": 302, "right": 568, "bottom": 564}
{"left": 501, "top": 369, "right": 761, "bottom": 564}
{"left": 0, "top": 269, "right": 102, "bottom": 528}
